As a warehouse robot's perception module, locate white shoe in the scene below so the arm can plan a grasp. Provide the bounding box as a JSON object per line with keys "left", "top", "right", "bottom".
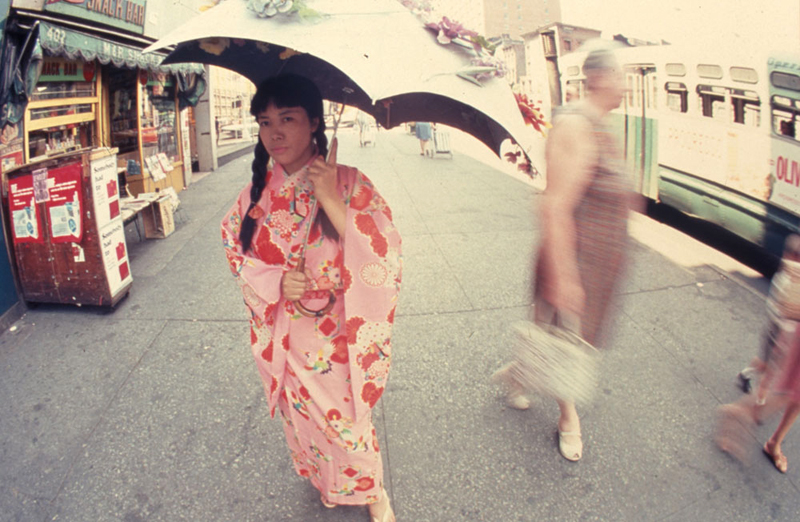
{"left": 558, "top": 429, "right": 582, "bottom": 461}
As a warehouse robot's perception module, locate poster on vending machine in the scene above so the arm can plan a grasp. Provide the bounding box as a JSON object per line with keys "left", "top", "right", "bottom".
{"left": 90, "top": 153, "right": 120, "bottom": 228}
{"left": 99, "top": 220, "right": 133, "bottom": 296}
{"left": 8, "top": 172, "right": 43, "bottom": 244}
{"left": 45, "top": 162, "right": 83, "bottom": 243}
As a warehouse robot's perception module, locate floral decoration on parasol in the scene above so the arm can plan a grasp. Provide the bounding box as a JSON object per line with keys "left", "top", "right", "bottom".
{"left": 399, "top": 0, "right": 506, "bottom": 84}
{"left": 504, "top": 94, "right": 550, "bottom": 175}
{"left": 515, "top": 93, "right": 551, "bottom": 136}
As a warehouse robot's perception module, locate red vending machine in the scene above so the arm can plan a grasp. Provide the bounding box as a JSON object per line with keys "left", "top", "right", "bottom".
{"left": 4, "top": 148, "right": 133, "bottom": 307}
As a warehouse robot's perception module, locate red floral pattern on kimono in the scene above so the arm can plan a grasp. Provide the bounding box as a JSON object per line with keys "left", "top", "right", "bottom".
{"left": 221, "top": 156, "right": 401, "bottom": 505}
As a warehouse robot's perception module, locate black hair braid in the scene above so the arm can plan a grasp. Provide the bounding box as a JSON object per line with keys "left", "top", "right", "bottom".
{"left": 239, "top": 140, "right": 270, "bottom": 252}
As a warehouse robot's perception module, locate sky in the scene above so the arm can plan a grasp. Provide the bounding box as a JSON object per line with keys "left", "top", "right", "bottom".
{"left": 560, "top": 0, "right": 799, "bottom": 49}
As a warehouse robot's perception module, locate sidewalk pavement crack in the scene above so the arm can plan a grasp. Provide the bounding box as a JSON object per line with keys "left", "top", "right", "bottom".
{"left": 619, "top": 306, "right": 726, "bottom": 404}
{"left": 396, "top": 302, "right": 528, "bottom": 319}
{"left": 429, "top": 233, "right": 476, "bottom": 311}
{"left": 389, "top": 150, "right": 476, "bottom": 311}
{"left": 376, "top": 396, "right": 394, "bottom": 504}
{"left": 654, "top": 493, "right": 707, "bottom": 522}
{"left": 49, "top": 320, "right": 169, "bottom": 505}
{"left": 616, "top": 277, "right": 763, "bottom": 298}
{"left": 110, "top": 318, "right": 248, "bottom": 324}
{"left": 617, "top": 281, "right": 717, "bottom": 297}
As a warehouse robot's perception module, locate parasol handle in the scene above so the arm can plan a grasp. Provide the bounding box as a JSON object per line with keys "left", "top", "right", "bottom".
{"left": 289, "top": 101, "right": 345, "bottom": 319}
{"left": 292, "top": 250, "right": 337, "bottom": 318}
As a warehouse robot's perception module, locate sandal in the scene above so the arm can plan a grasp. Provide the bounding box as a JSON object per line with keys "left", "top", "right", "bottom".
{"left": 763, "top": 442, "right": 788, "bottom": 473}
{"left": 369, "top": 488, "right": 395, "bottom": 522}
{"left": 320, "top": 494, "right": 335, "bottom": 509}
{"left": 558, "top": 429, "right": 583, "bottom": 462}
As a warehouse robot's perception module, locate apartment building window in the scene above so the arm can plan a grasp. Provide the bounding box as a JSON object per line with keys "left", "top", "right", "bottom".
{"left": 542, "top": 32, "right": 556, "bottom": 56}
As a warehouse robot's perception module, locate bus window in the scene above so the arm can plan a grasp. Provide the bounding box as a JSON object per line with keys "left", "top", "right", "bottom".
{"left": 666, "top": 82, "right": 688, "bottom": 113}
{"left": 772, "top": 95, "right": 799, "bottom": 141}
{"left": 666, "top": 63, "right": 686, "bottom": 77}
{"left": 626, "top": 75, "right": 634, "bottom": 107}
{"left": 647, "top": 72, "right": 657, "bottom": 109}
{"left": 625, "top": 73, "right": 643, "bottom": 108}
{"left": 730, "top": 67, "right": 758, "bottom": 84}
{"left": 698, "top": 85, "right": 727, "bottom": 121}
{"left": 635, "top": 74, "right": 642, "bottom": 107}
{"left": 698, "top": 64, "right": 723, "bottom": 80}
{"left": 565, "top": 80, "right": 584, "bottom": 101}
{"left": 731, "top": 90, "right": 760, "bottom": 127}
{"left": 772, "top": 72, "right": 800, "bottom": 92}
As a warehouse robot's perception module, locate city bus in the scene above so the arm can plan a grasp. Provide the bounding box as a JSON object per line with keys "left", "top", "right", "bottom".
{"left": 558, "top": 46, "right": 800, "bottom": 256}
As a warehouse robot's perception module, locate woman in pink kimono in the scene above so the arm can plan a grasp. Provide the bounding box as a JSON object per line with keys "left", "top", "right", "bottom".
{"left": 221, "top": 75, "right": 401, "bottom": 522}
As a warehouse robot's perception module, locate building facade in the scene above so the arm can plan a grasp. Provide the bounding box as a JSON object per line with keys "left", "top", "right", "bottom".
{"left": 431, "top": 0, "right": 485, "bottom": 35}
{"left": 0, "top": 0, "right": 209, "bottom": 318}
{"left": 433, "top": 0, "right": 562, "bottom": 39}
{"left": 211, "top": 66, "right": 256, "bottom": 143}
{"left": 485, "top": 0, "right": 561, "bottom": 40}
{"left": 521, "top": 23, "right": 601, "bottom": 118}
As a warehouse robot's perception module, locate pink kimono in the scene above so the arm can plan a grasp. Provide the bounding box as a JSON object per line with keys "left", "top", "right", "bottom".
{"left": 221, "top": 157, "right": 402, "bottom": 505}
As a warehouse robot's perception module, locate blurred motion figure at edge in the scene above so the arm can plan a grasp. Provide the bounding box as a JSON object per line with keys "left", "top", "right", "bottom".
{"left": 499, "top": 44, "right": 633, "bottom": 462}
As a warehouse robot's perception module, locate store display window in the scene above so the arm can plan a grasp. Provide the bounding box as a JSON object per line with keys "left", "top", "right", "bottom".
{"left": 108, "top": 68, "right": 139, "bottom": 156}
{"left": 141, "top": 72, "right": 179, "bottom": 164}
{"left": 28, "top": 121, "right": 94, "bottom": 160}
{"left": 27, "top": 57, "right": 99, "bottom": 161}
{"left": 30, "top": 82, "right": 96, "bottom": 102}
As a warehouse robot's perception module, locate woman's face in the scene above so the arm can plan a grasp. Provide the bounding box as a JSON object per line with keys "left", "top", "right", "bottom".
{"left": 257, "top": 102, "right": 319, "bottom": 174}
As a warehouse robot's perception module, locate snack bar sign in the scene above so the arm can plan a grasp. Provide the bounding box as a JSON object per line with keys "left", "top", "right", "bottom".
{"left": 44, "top": 0, "right": 147, "bottom": 35}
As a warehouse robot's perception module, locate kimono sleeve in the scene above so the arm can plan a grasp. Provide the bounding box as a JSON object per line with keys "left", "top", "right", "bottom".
{"left": 342, "top": 169, "right": 402, "bottom": 420}
{"left": 220, "top": 184, "right": 283, "bottom": 335}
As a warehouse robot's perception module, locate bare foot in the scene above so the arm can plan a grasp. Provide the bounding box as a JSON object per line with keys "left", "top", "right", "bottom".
{"left": 763, "top": 441, "right": 788, "bottom": 473}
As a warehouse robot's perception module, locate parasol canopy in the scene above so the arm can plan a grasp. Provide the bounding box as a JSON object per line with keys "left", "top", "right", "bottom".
{"left": 144, "top": 0, "right": 545, "bottom": 166}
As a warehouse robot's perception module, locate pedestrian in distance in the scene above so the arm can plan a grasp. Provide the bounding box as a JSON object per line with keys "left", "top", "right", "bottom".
{"left": 738, "top": 234, "right": 800, "bottom": 410}
{"left": 357, "top": 110, "right": 376, "bottom": 147}
{"left": 221, "top": 74, "right": 401, "bottom": 521}
{"left": 494, "top": 44, "right": 632, "bottom": 462}
{"left": 717, "top": 234, "right": 800, "bottom": 473}
{"left": 415, "top": 121, "right": 433, "bottom": 157}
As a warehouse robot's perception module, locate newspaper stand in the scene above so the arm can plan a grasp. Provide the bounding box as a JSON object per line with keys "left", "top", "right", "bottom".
{"left": 3, "top": 148, "right": 133, "bottom": 307}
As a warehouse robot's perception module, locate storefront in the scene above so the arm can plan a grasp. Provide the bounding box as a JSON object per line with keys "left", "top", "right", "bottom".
{"left": 12, "top": 20, "right": 205, "bottom": 197}
{"left": 0, "top": 3, "right": 205, "bottom": 308}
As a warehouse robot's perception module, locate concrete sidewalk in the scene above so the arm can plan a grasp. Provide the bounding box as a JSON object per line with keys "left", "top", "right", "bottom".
{"left": 0, "top": 126, "right": 797, "bottom": 521}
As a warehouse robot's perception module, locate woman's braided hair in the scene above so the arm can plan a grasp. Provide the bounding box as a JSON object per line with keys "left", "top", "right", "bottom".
{"left": 239, "top": 74, "right": 336, "bottom": 252}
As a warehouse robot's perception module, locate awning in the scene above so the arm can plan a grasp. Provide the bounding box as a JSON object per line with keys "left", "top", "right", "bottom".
{"left": 38, "top": 21, "right": 204, "bottom": 75}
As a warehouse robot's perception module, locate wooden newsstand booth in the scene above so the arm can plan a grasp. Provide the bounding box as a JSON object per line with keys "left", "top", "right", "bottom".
{"left": 4, "top": 148, "right": 132, "bottom": 307}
